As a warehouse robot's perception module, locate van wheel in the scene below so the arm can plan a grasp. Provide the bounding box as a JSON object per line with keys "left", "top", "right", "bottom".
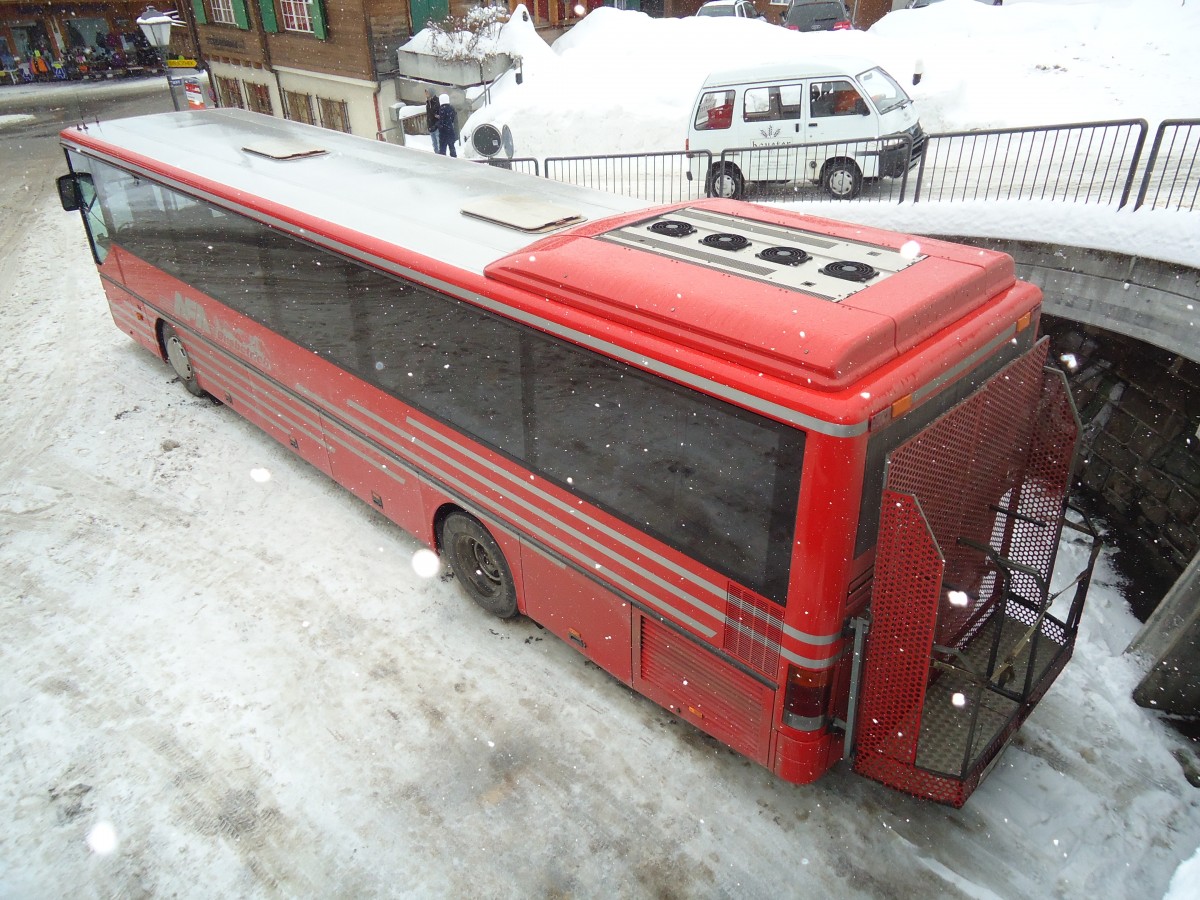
{"left": 822, "top": 159, "right": 862, "bottom": 199}
{"left": 706, "top": 164, "right": 745, "bottom": 200}
{"left": 441, "top": 511, "right": 518, "bottom": 619}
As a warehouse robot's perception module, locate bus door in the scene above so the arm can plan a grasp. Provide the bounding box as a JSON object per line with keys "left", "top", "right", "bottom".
{"left": 849, "top": 342, "right": 1090, "bottom": 806}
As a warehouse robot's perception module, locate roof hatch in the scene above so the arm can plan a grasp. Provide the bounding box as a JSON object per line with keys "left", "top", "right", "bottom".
{"left": 242, "top": 139, "right": 329, "bottom": 161}
{"left": 461, "top": 195, "right": 586, "bottom": 233}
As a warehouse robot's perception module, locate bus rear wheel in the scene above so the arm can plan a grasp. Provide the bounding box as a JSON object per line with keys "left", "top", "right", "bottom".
{"left": 161, "top": 323, "right": 206, "bottom": 397}
{"left": 441, "top": 511, "right": 518, "bottom": 619}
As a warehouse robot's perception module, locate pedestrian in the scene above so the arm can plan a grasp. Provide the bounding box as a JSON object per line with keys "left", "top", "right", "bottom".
{"left": 424, "top": 89, "right": 441, "bottom": 154}
{"left": 435, "top": 94, "right": 459, "bottom": 158}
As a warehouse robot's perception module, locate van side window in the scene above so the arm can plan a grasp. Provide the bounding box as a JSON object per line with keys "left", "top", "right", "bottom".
{"left": 694, "top": 90, "right": 734, "bottom": 130}
{"left": 810, "top": 79, "right": 868, "bottom": 118}
{"left": 743, "top": 85, "right": 803, "bottom": 123}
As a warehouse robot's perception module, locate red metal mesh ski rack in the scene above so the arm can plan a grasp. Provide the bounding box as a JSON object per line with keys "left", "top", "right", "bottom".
{"left": 852, "top": 340, "right": 1082, "bottom": 806}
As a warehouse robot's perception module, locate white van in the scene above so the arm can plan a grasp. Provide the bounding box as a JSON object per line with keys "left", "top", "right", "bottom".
{"left": 686, "top": 59, "right": 925, "bottom": 199}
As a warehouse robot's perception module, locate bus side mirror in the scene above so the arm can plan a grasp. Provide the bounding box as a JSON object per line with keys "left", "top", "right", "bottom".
{"left": 57, "top": 172, "right": 91, "bottom": 211}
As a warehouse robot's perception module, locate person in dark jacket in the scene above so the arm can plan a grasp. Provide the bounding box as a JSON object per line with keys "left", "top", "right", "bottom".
{"left": 424, "top": 89, "right": 441, "bottom": 154}
{"left": 435, "top": 94, "right": 459, "bottom": 157}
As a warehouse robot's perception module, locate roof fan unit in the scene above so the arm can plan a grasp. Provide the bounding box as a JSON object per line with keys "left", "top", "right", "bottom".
{"left": 757, "top": 246, "right": 811, "bottom": 267}
{"left": 821, "top": 260, "right": 879, "bottom": 283}
{"left": 700, "top": 232, "right": 751, "bottom": 251}
{"left": 649, "top": 220, "right": 697, "bottom": 238}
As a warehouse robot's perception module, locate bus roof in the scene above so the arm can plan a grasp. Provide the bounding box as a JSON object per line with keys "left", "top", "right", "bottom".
{"left": 62, "top": 108, "right": 646, "bottom": 276}
{"left": 62, "top": 109, "right": 1029, "bottom": 396}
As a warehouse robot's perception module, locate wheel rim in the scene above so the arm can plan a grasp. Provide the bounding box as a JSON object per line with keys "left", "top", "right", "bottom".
{"left": 827, "top": 168, "right": 856, "bottom": 197}
{"left": 713, "top": 174, "right": 737, "bottom": 198}
{"left": 165, "top": 336, "right": 193, "bottom": 380}
{"left": 460, "top": 536, "right": 502, "bottom": 596}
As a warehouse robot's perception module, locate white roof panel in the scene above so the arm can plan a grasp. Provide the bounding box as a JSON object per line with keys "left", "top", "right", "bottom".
{"left": 62, "top": 108, "right": 648, "bottom": 275}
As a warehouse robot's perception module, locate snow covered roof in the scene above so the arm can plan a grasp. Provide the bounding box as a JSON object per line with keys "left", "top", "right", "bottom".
{"left": 60, "top": 108, "right": 646, "bottom": 277}
{"left": 61, "top": 107, "right": 1031, "bottom": 396}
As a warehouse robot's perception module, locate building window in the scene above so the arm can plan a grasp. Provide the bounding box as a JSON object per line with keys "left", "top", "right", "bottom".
{"left": 280, "top": 0, "right": 314, "bottom": 33}
{"left": 284, "top": 90, "right": 315, "bottom": 125}
{"left": 210, "top": 0, "right": 238, "bottom": 25}
{"left": 244, "top": 82, "right": 273, "bottom": 115}
{"left": 215, "top": 75, "right": 244, "bottom": 108}
{"left": 317, "top": 97, "right": 350, "bottom": 133}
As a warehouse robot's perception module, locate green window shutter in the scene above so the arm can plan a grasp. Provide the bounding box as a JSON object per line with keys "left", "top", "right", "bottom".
{"left": 309, "top": 0, "right": 328, "bottom": 39}
{"left": 232, "top": 0, "right": 251, "bottom": 29}
{"left": 191, "top": 0, "right": 208, "bottom": 25}
{"left": 257, "top": 0, "right": 280, "bottom": 32}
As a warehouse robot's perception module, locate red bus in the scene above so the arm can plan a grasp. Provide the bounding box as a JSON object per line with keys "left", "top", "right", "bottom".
{"left": 57, "top": 109, "right": 1097, "bottom": 806}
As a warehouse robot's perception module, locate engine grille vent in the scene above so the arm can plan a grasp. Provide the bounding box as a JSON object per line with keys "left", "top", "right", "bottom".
{"left": 757, "top": 246, "right": 811, "bottom": 267}
{"left": 821, "top": 260, "right": 879, "bottom": 283}
{"left": 700, "top": 232, "right": 751, "bottom": 251}
{"left": 599, "top": 207, "right": 920, "bottom": 301}
{"left": 649, "top": 219, "right": 696, "bottom": 238}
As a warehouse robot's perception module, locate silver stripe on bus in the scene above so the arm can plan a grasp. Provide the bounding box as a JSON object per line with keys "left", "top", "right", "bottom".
{"left": 324, "top": 428, "right": 408, "bottom": 488}
{"left": 405, "top": 430, "right": 721, "bottom": 635}
{"left": 296, "top": 388, "right": 720, "bottom": 635}
{"left": 781, "top": 647, "right": 839, "bottom": 671}
{"left": 201, "top": 347, "right": 329, "bottom": 450}
{"left": 414, "top": 449, "right": 718, "bottom": 638}
{"left": 401, "top": 415, "right": 728, "bottom": 601}
{"left": 71, "top": 148, "right": 867, "bottom": 439}
{"left": 912, "top": 326, "right": 1021, "bottom": 406}
{"left": 333, "top": 395, "right": 844, "bottom": 651}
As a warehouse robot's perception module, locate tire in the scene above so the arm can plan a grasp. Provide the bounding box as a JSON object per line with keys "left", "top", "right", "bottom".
{"left": 441, "top": 512, "right": 518, "bottom": 619}
{"left": 706, "top": 163, "right": 745, "bottom": 200}
{"left": 161, "top": 323, "right": 206, "bottom": 397}
{"left": 821, "top": 159, "right": 863, "bottom": 200}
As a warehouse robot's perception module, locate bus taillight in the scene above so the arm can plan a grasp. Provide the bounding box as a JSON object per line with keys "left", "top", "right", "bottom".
{"left": 783, "top": 665, "right": 831, "bottom": 731}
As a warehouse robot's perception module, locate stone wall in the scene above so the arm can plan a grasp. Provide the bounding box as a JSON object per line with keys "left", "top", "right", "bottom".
{"left": 1042, "top": 316, "right": 1200, "bottom": 588}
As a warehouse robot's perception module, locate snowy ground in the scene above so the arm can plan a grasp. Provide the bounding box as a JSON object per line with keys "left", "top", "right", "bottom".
{"left": 2, "top": 27, "right": 1200, "bottom": 900}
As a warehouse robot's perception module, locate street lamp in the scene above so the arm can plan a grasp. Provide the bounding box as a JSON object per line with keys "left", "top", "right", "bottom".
{"left": 136, "top": 6, "right": 181, "bottom": 110}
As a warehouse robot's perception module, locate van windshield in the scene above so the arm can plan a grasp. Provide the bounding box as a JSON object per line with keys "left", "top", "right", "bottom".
{"left": 858, "top": 67, "right": 910, "bottom": 115}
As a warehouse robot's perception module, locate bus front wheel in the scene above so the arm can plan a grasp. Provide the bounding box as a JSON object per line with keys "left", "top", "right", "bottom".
{"left": 441, "top": 511, "right": 518, "bottom": 619}
{"left": 161, "top": 323, "right": 206, "bottom": 397}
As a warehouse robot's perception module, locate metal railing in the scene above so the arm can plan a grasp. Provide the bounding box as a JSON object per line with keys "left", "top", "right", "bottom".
{"left": 914, "top": 119, "right": 1146, "bottom": 207}
{"left": 516, "top": 117, "right": 1198, "bottom": 213}
{"left": 471, "top": 156, "right": 541, "bottom": 176}
{"left": 544, "top": 151, "right": 706, "bottom": 203}
{"left": 1134, "top": 119, "right": 1200, "bottom": 211}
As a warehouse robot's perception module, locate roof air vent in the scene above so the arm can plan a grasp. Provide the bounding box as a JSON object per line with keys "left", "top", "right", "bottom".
{"left": 701, "top": 233, "right": 751, "bottom": 252}
{"left": 649, "top": 220, "right": 697, "bottom": 238}
{"left": 820, "top": 260, "right": 879, "bottom": 283}
{"left": 757, "top": 246, "right": 811, "bottom": 267}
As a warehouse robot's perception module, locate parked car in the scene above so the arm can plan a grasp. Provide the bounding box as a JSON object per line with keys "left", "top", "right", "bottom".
{"left": 907, "top": 0, "right": 1001, "bottom": 7}
{"left": 782, "top": 0, "right": 853, "bottom": 31}
{"left": 696, "top": 0, "right": 766, "bottom": 19}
